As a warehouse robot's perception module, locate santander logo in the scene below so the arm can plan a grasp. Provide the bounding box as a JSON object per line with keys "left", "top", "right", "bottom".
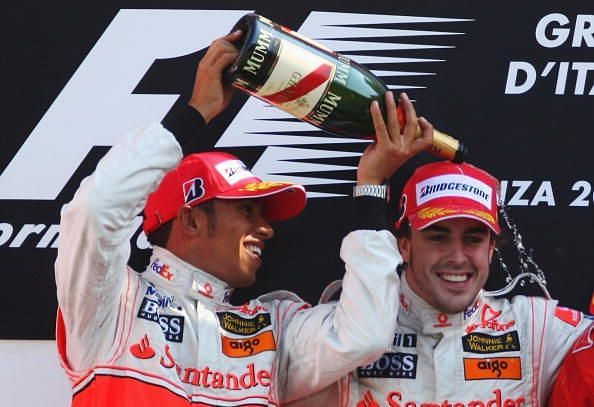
{"left": 130, "top": 334, "right": 156, "bottom": 359}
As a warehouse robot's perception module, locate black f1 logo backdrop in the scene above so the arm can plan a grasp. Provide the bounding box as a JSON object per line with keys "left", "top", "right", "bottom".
{"left": 1, "top": 1, "right": 593, "bottom": 339}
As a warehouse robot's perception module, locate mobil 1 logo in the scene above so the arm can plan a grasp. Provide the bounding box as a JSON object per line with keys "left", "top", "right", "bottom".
{"left": 357, "top": 352, "right": 418, "bottom": 379}
{"left": 138, "top": 297, "right": 185, "bottom": 343}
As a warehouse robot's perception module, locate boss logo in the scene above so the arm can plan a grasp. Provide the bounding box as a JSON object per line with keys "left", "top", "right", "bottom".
{"left": 357, "top": 352, "right": 417, "bottom": 379}
{"left": 137, "top": 298, "right": 184, "bottom": 343}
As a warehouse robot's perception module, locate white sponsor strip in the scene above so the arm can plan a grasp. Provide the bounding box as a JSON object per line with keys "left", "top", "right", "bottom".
{"left": 301, "top": 11, "right": 473, "bottom": 25}
{"left": 215, "top": 160, "right": 252, "bottom": 185}
{"left": 313, "top": 27, "right": 465, "bottom": 38}
{"left": 370, "top": 70, "right": 436, "bottom": 77}
{"left": 387, "top": 85, "right": 427, "bottom": 90}
{"left": 250, "top": 147, "right": 359, "bottom": 198}
{"left": 416, "top": 174, "right": 492, "bottom": 208}
{"left": 319, "top": 39, "right": 454, "bottom": 51}
{"left": 345, "top": 55, "right": 445, "bottom": 64}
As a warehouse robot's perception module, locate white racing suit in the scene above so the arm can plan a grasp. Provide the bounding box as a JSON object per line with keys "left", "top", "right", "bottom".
{"left": 54, "top": 119, "right": 400, "bottom": 406}
{"left": 291, "top": 272, "right": 590, "bottom": 407}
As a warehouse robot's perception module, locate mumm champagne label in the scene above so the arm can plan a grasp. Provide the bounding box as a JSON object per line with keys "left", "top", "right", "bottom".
{"left": 232, "top": 20, "right": 352, "bottom": 124}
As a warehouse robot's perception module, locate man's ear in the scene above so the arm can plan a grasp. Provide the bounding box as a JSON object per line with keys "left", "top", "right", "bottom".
{"left": 398, "top": 235, "right": 411, "bottom": 264}
{"left": 177, "top": 206, "right": 202, "bottom": 236}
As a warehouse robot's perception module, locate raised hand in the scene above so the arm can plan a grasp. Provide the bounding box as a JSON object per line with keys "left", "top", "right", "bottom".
{"left": 189, "top": 30, "right": 243, "bottom": 123}
{"left": 357, "top": 91, "right": 434, "bottom": 185}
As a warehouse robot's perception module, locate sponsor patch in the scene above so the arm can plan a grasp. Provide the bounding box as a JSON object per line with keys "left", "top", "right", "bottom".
{"left": 145, "top": 283, "right": 180, "bottom": 310}
{"left": 221, "top": 330, "right": 276, "bottom": 358}
{"left": 130, "top": 334, "right": 156, "bottom": 360}
{"left": 462, "top": 331, "right": 521, "bottom": 354}
{"left": 464, "top": 298, "right": 482, "bottom": 320}
{"left": 386, "top": 389, "right": 525, "bottom": 406}
{"left": 150, "top": 258, "right": 175, "bottom": 281}
{"left": 217, "top": 312, "right": 272, "bottom": 336}
{"left": 137, "top": 298, "right": 184, "bottom": 343}
{"left": 182, "top": 177, "right": 205, "bottom": 204}
{"left": 464, "top": 357, "right": 522, "bottom": 380}
{"left": 357, "top": 352, "right": 418, "bottom": 379}
{"left": 215, "top": 159, "right": 252, "bottom": 185}
{"left": 416, "top": 174, "right": 492, "bottom": 208}
{"left": 555, "top": 306, "right": 583, "bottom": 327}
{"left": 466, "top": 304, "right": 515, "bottom": 334}
{"left": 392, "top": 333, "right": 417, "bottom": 348}
{"left": 238, "top": 181, "right": 292, "bottom": 192}
{"left": 434, "top": 313, "right": 452, "bottom": 328}
{"left": 231, "top": 304, "right": 268, "bottom": 316}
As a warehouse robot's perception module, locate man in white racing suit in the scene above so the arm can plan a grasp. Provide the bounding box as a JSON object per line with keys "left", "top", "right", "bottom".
{"left": 291, "top": 161, "right": 591, "bottom": 407}
{"left": 54, "top": 30, "right": 434, "bottom": 406}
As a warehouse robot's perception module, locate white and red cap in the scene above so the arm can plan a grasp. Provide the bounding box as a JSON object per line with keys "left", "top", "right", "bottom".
{"left": 395, "top": 161, "right": 500, "bottom": 234}
{"left": 143, "top": 152, "right": 306, "bottom": 234}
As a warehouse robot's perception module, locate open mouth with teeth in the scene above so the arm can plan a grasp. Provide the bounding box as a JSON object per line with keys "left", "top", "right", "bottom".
{"left": 439, "top": 273, "right": 471, "bottom": 283}
{"left": 245, "top": 244, "right": 262, "bottom": 257}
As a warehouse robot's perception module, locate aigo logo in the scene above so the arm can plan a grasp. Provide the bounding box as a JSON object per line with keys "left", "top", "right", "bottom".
{"left": 463, "top": 357, "right": 522, "bottom": 380}
{"left": 221, "top": 330, "right": 276, "bottom": 358}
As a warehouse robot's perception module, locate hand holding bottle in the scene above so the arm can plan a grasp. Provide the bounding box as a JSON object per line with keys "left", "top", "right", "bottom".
{"left": 189, "top": 30, "right": 242, "bottom": 123}
{"left": 357, "top": 92, "right": 433, "bottom": 186}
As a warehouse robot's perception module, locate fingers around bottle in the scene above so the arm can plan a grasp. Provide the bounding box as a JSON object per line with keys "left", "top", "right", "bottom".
{"left": 212, "top": 50, "right": 239, "bottom": 73}
{"left": 370, "top": 100, "right": 389, "bottom": 145}
{"left": 385, "top": 91, "right": 401, "bottom": 139}
{"left": 399, "top": 92, "right": 418, "bottom": 138}
{"left": 416, "top": 117, "right": 434, "bottom": 150}
{"left": 225, "top": 29, "right": 243, "bottom": 43}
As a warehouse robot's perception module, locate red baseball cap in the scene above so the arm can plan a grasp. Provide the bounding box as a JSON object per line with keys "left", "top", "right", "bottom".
{"left": 143, "top": 152, "right": 307, "bottom": 234}
{"left": 395, "top": 161, "right": 500, "bottom": 234}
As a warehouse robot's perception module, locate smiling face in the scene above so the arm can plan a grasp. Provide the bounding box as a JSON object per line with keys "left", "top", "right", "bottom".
{"left": 193, "top": 199, "right": 274, "bottom": 288}
{"left": 398, "top": 218, "right": 495, "bottom": 314}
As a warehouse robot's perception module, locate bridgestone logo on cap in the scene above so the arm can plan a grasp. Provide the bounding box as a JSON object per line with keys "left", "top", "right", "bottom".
{"left": 215, "top": 160, "right": 253, "bottom": 185}
{"left": 416, "top": 174, "right": 492, "bottom": 209}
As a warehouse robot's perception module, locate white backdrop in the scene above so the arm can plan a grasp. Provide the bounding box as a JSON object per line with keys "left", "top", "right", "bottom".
{"left": 0, "top": 341, "right": 70, "bottom": 406}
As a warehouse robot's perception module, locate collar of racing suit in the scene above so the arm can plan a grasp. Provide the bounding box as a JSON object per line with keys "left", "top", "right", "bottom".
{"left": 398, "top": 271, "right": 484, "bottom": 335}
{"left": 141, "top": 246, "right": 234, "bottom": 305}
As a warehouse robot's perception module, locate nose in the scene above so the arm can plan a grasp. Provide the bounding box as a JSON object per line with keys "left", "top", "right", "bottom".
{"left": 447, "top": 238, "right": 467, "bottom": 265}
{"left": 255, "top": 215, "right": 275, "bottom": 240}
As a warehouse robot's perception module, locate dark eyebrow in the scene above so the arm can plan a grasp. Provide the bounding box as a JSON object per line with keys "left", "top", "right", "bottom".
{"left": 464, "top": 226, "right": 490, "bottom": 235}
{"left": 421, "top": 224, "right": 490, "bottom": 235}
{"left": 423, "top": 225, "right": 451, "bottom": 233}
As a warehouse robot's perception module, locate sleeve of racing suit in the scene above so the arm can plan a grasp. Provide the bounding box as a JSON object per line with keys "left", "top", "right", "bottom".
{"left": 538, "top": 301, "right": 592, "bottom": 402}
{"left": 55, "top": 106, "right": 207, "bottom": 371}
{"left": 278, "top": 197, "right": 399, "bottom": 402}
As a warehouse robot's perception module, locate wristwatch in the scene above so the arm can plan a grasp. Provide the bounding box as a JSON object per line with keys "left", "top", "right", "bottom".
{"left": 352, "top": 184, "right": 389, "bottom": 200}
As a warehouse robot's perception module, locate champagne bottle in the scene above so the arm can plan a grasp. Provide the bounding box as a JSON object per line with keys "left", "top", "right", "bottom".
{"left": 225, "top": 13, "right": 467, "bottom": 162}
